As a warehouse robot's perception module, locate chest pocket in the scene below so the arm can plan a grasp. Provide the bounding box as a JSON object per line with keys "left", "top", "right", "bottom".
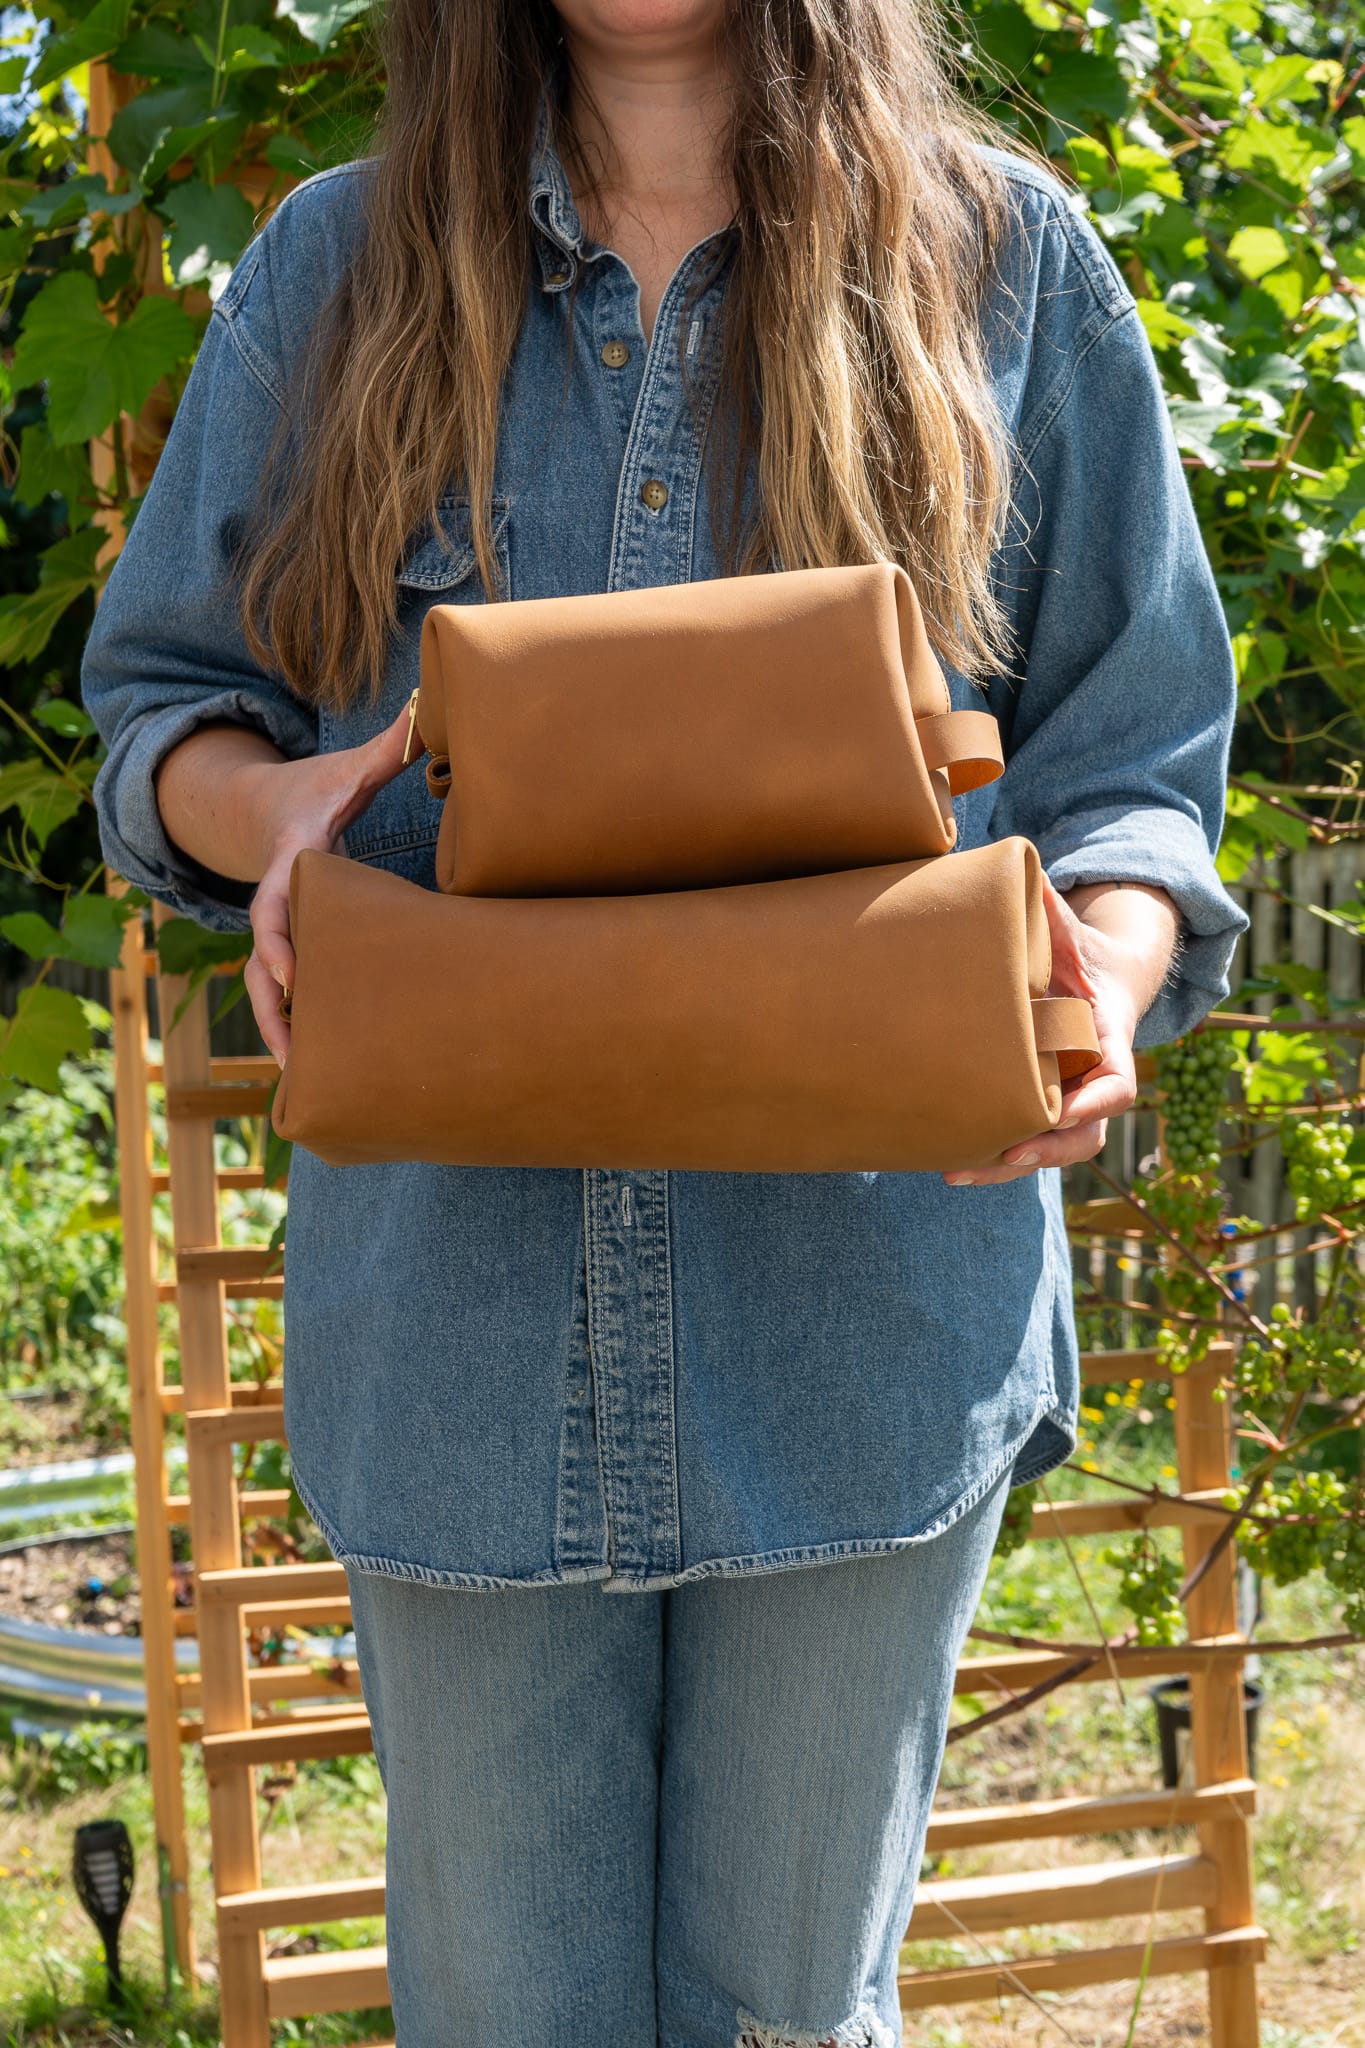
{"left": 323, "top": 494, "right": 511, "bottom": 880}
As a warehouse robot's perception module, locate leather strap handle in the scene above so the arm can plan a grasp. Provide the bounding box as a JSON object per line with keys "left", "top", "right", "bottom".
{"left": 917, "top": 709, "right": 1004, "bottom": 795}
{"left": 1031, "top": 995, "right": 1103, "bottom": 1082}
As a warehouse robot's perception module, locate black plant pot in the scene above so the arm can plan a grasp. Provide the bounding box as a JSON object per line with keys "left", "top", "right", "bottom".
{"left": 1148, "top": 1674, "right": 1264, "bottom": 1788}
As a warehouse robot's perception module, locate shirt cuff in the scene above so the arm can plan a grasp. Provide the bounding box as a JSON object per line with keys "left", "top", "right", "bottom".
{"left": 92, "top": 691, "right": 305, "bottom": 937}
{"left": 1038, "top": 804, "right": 1250, "bottom": 1049}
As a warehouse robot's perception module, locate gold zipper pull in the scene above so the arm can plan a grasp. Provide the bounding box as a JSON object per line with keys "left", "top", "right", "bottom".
{"left": 401, "top": 686, "right": 421, "bottom": 767}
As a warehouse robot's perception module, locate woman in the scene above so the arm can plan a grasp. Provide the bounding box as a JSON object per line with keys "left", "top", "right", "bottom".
{"left": 80, "top": 1, "right": 1249, "bottom": 2041}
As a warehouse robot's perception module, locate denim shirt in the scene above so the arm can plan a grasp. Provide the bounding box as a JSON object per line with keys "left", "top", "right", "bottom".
{"left": 80, "top": 110, "right": 1249, "bottom": 1592}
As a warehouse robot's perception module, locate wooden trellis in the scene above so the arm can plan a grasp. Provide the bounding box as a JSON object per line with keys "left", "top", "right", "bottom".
{"left": 105, "top": 895, "right": 1265, "bottom": 2044}
{"left": 108, "top": 899, "right": 391, "bottom": 2041}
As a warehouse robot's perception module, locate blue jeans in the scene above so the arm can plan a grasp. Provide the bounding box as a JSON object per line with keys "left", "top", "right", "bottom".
{"left": 342, "top": 1463, "right": 1011, "bottom": 2046}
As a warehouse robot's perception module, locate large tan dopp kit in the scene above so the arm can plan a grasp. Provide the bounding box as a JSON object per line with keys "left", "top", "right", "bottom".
{"left": 272, "top": 562, "right": 1101, "bottom": 1169}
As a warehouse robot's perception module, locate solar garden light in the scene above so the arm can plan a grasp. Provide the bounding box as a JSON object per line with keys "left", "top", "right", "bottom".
{"left": 72, "top": 1817, "right": 134, "bottom": 2005}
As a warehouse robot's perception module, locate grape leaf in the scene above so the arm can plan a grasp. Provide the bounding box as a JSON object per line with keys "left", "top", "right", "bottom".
{"left": 9, "top": 272, "right": 197, "bottom": 447}
{"left": 0, "top": 985, "right": 93, "bottom": 1091}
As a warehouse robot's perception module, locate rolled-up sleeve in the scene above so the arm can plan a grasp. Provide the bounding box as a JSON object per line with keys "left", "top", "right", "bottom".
{"left": 985, "top": 281, "right": 1250, "bottom": 1048}
{"left": 80, "top": 225, "right": 318, "bottom": 935}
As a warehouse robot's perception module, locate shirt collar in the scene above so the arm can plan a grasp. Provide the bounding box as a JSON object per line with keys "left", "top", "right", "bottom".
{"left": 528, "top": 90, "right": 588, "bottom": 294}
{"left": 525, "top": 84, "right": 739, "bottom": 296}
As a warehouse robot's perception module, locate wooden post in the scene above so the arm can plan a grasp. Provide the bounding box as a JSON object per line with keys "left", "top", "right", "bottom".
{"left": 1159, "top": 1038, "right": 1261, "bottom": 2048}
{"left": 154, "top": 910, "right": 271, "bottom": 2048}
{"left": 107, "top": 878, "right": 196, "bottom": 1990}
{"left": 1173, "top": 1349, "right": 1261, "bottom": 2048}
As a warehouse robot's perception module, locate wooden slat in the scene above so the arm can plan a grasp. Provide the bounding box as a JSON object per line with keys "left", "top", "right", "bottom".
{"left": 1080, "top": 1346, "right": 1165, "bottom": 1382}
{"left": 151, "top": 1166, "right": 267, "bottom": 1193}
{"left": 162, "top": 1379, "right": 284, "bottom": 1415}
{"left": 1030, "top": 1487, "right": 1228, "bottom": 1540}
{"left": 159, "top": 1277, "right": 284, "bottom": 1304}
{"left": 897, "top": 1925, "right": 1267, "bottom": 2010}
{"left": 1080, "top": 1341, "right": 1234, "bottom": 1385}
{"left": 144, "top": 951, "right": 247, "bottom": 977}
{"left": 173, "top": 1596, "right": 352, "bottom": 1637}
{"left": 202, "top": 1715, "right": 373, "bottom": 1772}
{"left": 198, "top": 1562, "right": 350, "bottom": 1607}
{"left": 217, "top": 1877, "right": 386, "bottom": 1934}
{"left": 185, "top": 1404, "right": 287, "bottom": 1449}
{"left": 955, "top": 1632, "right": 1248, "bottom": 1696}
{"left": 165, "top": 1488, "right": 294, "bottom": 1523}
{"left": 174, "top": 1246, "right": 285, "bottom": 1285}
{"left": 149, "top": 1056, "right": 278, "bottom": 1085}
{"left": 177, "top": 1663, "right": 365, "bottom": 1709}
{"left": 166, "top": 1083, "right": 275, "bottom": 1120}
{"left": 1067, "top": 1198, "right": 1153, "bottom": 1238}
{"left": 905, "top": 1852, "right": 1216, "bottom": 1939}
{"left": 181, "top": 1703, "right": 368, "bottom": 1744}
{"left": 923, "top": 1779, "right": 1257, "bottom": 1852}
{"left": 242, "top": 1598, "right": 353, "bottom": 1628}
{"left": 263, "top": 1945, "right": 390, "bottom": 2020}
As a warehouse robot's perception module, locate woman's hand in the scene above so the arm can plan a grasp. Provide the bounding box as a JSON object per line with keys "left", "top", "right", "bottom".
{"left": 941, "top": 873, "right": 1179, "bottom": 1187}
{"left": 239, "top": 700, "right": 420, "bottom": 1067}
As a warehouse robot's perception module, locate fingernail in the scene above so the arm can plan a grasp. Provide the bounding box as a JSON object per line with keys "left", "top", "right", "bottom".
{"left": 273, "top": 1047, "right": 285, "bottom": 1069}
{"left": 1058, "top": 1115, "right": 1079, "bottom": 1131}
{"left": 945, "top": 1172, "right": 975, "bottom": 1186}
{"left": 271, "top": 964, "right": 287, "bottom": 987}
{"left": 1005, "top": 1150, "right": 1040, "bottom": 1167}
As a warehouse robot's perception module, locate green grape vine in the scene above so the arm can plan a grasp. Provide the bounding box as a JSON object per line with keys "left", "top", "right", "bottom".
{"left": 1234, "top": 1296, "right": 1365, "bottom": 1408}
{"left": 1234, "top": 1470, "right": 1347, "bottom": 1586}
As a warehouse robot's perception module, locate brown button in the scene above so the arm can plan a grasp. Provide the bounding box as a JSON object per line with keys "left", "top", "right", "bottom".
{"left": 640, "top": 478, "right": 669, "bottom": 512}
{"left": 545, "top": 268, "right": 570, "bottom": 288}
{"left": 600, "top": 339, "right": 631, "bottom": 369}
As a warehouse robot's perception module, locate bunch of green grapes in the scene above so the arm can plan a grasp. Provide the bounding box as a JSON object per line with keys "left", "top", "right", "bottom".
{"left": 1323, "top": 1494, "right": 1365, "bottom": 1638}
{"left": 1235, "top": 1298, "right": 1365, "bottom": 1408}
{"left": 1103, "top": 1531, "right": 1185, "bottom": 1646}
{"left": 1156, "top": 1031, "right": 1239, "bottom": 1175}
{"left": 1143, "top": 1172, "right": 1227, "bottom": 1355}
{"left": 1238, "top": 1469, "right": 1347, "bottom": 1587}
{"left": 1281, "top": 1116, "right": 1363, "bottom": 1221}
{"left": 1155, "top": 1323, "right": 1195, "bottom": 1378}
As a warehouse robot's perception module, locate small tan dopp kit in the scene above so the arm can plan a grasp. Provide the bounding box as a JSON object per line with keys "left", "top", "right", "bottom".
{"left": 272, "top": 561, "right": 1101, "bottom": 1170}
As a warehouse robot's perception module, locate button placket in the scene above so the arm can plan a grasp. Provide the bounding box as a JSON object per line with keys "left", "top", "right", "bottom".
{"left": 553, "top": 1238, "right": 610, "bottom": 1573}
{"left": 604, "top": 241, "right": 728, "bottom": 592}
{"left": 582, "top": 1166, "right": 682, "bottom": 1586}
{"left": 574, "top": 233, "right": 730, "bottom": 1591}
{"left": 592, "top": 262, "right": 648, "bottom": 436}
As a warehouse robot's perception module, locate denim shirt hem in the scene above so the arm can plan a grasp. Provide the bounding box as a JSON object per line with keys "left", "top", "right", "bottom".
{"left": 294, "top": 1387, "right": 1076, "bottom": 1596}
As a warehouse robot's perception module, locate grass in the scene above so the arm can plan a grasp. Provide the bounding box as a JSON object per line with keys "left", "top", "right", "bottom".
{"left": 0, "top": 1736, "right": 392, "bottom": 2048}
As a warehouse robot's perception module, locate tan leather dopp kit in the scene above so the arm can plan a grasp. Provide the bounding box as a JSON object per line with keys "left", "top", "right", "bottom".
{"left": 272, "top": 561, "right": 1102, "bottom": 1171}
{"left": 414, "top": 563, "right": 1005, "bottom": 895}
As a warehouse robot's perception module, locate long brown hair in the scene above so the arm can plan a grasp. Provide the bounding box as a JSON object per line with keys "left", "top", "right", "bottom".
{"left": 238, "top": 1, "right": 1024, "bottom": 714}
